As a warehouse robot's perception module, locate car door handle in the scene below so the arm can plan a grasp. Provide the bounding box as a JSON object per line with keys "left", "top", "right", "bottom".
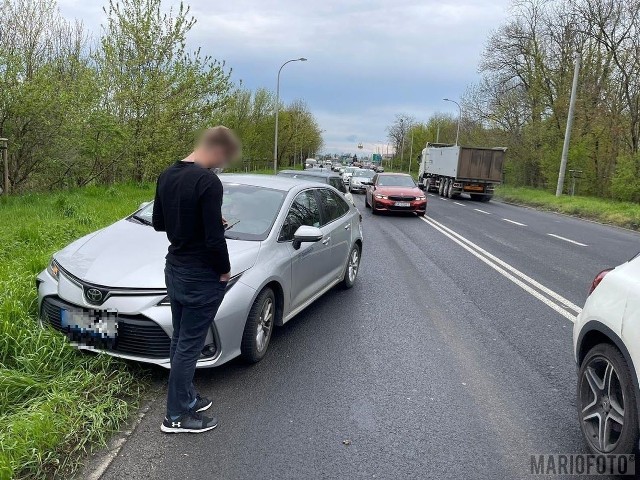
{"left": 322, "top": 237, "right": 331, "bottom": 245}
{"left": 344, "top": 224, "right": 350, "bottom": 230}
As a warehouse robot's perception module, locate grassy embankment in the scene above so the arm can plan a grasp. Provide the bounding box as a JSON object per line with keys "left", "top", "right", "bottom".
{"left": 495, "top": 185, "right": 640, "bottom": 231}
{"left": 0, "top": 184, "right": 155, "bottom": 479}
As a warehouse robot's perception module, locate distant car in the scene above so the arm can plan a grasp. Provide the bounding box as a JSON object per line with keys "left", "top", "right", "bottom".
{"left": 349, "top": 168, "right": 375, "bottom": 194}
{"left": 37, "top": 175, "right": 364, "bottom": 368}
{"left": 304, "top": 159, "right": 317, "bottom": 169}
{"left": 277, "top": 170, "right": 355, "bottom": 206}
{"left": 364, "top": 173, "right": 426, "bottom": 216}
{"left": 342, "top": 167, "right": 360, "bottom": 187}
{"left": 373, "top": 165, "right": 385, "bottom": 173}
{"left": 332, "top": 162, "right": 342, "bottom": 172}
{"left": 573, "top": 254, "right": 640, "bottom": 455}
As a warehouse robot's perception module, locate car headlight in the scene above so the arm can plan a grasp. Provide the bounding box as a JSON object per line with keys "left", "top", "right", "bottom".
{"left": 47, "top": 258, "right": 60, "bottom": 281}
{"left": 416, "top": 196, "right": 426, "bottom": 201}
{"left": 375, "top": 194, "right": 387, "bottom": 199}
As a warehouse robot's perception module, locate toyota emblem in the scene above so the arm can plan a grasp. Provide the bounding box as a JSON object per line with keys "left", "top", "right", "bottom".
{"left": 85, "top": 288, "right": 104, "bottom": 304}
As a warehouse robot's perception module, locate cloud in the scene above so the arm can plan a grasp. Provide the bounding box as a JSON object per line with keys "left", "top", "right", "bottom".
{"left": 57, "top": 0, "right": 512, "bottom": 153}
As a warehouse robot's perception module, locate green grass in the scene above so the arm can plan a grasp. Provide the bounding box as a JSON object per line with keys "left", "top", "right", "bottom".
{"left": 0, "top": 184, "right": 155, "bottom": 479}
{"left": 495, "top": 186, "right": 640, "bottom": 231}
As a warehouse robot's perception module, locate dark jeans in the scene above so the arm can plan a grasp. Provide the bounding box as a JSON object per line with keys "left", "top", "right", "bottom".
{"left": 164, "top": 262, "right": 226, "bottom": 418}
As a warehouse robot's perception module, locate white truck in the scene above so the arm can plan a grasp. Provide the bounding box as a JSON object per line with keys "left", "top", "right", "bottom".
{"left": 418, "top": 143, "right": 506, "bottom": 202}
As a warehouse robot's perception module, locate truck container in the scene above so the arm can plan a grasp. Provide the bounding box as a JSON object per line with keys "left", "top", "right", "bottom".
{"left": 418, "top": 143, "right": 506, "bottom": 201}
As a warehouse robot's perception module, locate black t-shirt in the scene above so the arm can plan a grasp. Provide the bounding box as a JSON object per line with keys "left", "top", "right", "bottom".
{"left": 152, "top": 161, "right": 230, "bottom": 274}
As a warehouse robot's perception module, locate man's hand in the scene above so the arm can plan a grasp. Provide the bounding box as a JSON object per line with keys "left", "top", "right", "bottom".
{"left": 220, "top": 272, "right": 231, "bottom": 282}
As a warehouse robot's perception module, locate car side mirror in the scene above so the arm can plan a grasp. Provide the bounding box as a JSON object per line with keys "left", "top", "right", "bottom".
{"left": 292, "top": 225, "right": 323, "bottom": 250}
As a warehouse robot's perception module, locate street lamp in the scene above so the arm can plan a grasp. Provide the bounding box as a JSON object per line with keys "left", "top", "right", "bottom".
{"left": 443, "top": 98, "right": 461, "bottom": 146}
{"left": 273, "top": 57, "right": 307, "bottom": 173}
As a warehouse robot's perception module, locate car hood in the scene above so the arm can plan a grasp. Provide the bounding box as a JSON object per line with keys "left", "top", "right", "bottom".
{"left": 376, "top": 186, "right": 423, "bottom": 197}
{"left": 54, "top": 219, "right": 261, "bottom": 288}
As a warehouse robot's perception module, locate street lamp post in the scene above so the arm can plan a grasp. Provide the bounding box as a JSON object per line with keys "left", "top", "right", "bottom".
{"left": 443, "top": 98, "right": 462, "bottom": 146}
{"left": 273, "top": 58, "right": 307, "bottom": 173}
{"left": 0, "top": 138, "right": 8, "bottom": 196}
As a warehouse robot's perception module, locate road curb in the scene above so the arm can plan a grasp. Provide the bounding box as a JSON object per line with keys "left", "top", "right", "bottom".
{"left": 494, "top": 198, "right": 640, "bottom": 236}
{"left": 80, "top": 390, "right": 160, "bottom": 480}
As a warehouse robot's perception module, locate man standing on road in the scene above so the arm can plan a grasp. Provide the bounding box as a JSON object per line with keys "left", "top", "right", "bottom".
{"left": 152, "top": 126, "right": 240, "bottom": 434}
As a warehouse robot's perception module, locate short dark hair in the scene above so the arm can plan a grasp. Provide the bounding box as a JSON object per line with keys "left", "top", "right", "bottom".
{"left": 199, "top": 126, "right": 241, "bottom": 157}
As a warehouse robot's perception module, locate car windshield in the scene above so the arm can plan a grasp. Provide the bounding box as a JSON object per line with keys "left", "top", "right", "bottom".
{"left": 132, "top": 184, "right": 286, "bottom": 241}
{"left": 377, "top": 175, "right": 416, "bottom": 187}
{"left": 353, "top": 169, "right": 375, "bottom": 179}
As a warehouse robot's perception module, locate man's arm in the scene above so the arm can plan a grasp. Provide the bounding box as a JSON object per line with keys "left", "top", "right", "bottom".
{"left": 200, "top": 175, "right": 231, "bottom": 275}
{"left": 152, "top": 177, "right": 166, "bottom": 232}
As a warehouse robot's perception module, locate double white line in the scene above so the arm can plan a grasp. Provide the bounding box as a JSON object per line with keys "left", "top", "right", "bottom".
{"left": 420, "top": 216, "right": 582, "bottom": 322}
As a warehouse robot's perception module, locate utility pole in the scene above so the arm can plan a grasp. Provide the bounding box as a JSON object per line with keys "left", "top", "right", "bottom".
{"left": 399, "top": 118, "right": 405, "bottom": 171}
{"left": 0, "top": 138, "right": 8, "bottom": 196}
{"left": 556, "top": 52, "right": 581, "bottom": 197}
{"left": 408, "top": 129, "right": 414, "bottom": 174}
{"left": 443, "top": 99, "right": 462, "bottom": 146}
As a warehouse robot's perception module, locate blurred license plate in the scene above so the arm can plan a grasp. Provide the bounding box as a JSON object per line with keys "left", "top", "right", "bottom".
{"left": 395, "top": 201, "right": 411, "bottom": 207}
{"left": 60, "top": 308, "right": 118, "bottom": 338}
{"left": 466, "top": 185, "right": 484, "bottom": 191}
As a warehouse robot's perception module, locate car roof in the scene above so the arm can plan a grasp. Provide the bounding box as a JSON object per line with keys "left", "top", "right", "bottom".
{"left": 219, "top": 173, "right": 314, "bottom": 192}
{"left": 278, "top": 170, "right": 340, "bottom": 179}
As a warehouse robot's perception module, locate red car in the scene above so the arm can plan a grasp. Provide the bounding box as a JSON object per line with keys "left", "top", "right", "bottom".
{"left": 364, "top": 173, "right": 427, "bottom": 216}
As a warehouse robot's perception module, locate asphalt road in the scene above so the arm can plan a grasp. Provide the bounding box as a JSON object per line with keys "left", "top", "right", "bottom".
{"left": 99, "top": 193, "right": 640, "bottom": 480}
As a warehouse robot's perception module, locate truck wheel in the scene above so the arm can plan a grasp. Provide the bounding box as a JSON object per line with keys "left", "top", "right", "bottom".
{"left": 425, "top": 178, "right": 432, "bottom": 192}
{"left": 478, "top": 194, "right": 493, "bottom": 202}
{"left": 418, "top": 176, "right": 424, "bottom": 190}
{"left": 438, "top": 179, "right": 445, "bottom": 196}
{"left": 446, "top": 180, "right": 454, "bottom": 198}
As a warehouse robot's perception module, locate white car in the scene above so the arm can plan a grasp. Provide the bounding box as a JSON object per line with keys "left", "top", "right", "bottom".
{"left": 573, "top": 253, "right": 640, "bottom": 454}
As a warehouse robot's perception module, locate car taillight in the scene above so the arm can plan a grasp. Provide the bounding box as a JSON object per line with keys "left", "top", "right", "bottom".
{"left": 588, "top": 268, "right": 613, "bottom": 296}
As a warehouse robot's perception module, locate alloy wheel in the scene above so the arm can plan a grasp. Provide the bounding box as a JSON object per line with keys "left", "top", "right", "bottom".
{"left": 255, "top": 297, "right": 274, "bottom": 353}
{"left": 348, "top": 248, "right": 360, "bottom": 283}
{"left": 579, "top": 356, "right": 625, "bottom": 452}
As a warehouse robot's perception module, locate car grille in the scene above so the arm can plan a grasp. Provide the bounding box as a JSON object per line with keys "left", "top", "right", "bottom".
{"left": 41, "top": 296, "right": 171, "bottom": 359}
{"left": 388, "top": 195, "right": 416, "bottom": 201}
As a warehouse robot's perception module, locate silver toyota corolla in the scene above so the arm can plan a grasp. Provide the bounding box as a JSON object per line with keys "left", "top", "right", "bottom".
{"left": 37, "top": 175, "right": 364, "bottom": 368}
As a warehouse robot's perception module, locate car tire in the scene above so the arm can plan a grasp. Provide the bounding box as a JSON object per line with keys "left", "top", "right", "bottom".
{"left": 241, "top": 288, "right": 276, "bottom": 364}
{"left": 371, "top": 200, "right": 379, "bottom": 214}
{"left": 341, "top": 244, "right": 361, "bottom": 289}
{"left": 577, "top": 343, "right": 639, "bottom": 455}
{"left": 365, "top": 195, "right": 371, "bottom": 208}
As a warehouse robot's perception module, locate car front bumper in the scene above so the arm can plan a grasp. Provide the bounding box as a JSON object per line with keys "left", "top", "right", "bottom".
{"left": 372, "top": 198, "right": 427, "bottom": 213}
{"left": 36, "top": 268, "right": 255, "bottom": 369}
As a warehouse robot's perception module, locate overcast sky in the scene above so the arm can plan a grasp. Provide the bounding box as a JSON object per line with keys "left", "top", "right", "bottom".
{"left": 58, "top": 0, "right": 512, "bottom": 154}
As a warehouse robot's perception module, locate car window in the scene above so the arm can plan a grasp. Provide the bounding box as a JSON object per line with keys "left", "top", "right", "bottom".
{"left": 328, "top": 177, "right": 347, "bottom": 193}
{"left": 318, "top": 188, "right": 349, "bottom": 225}
{"left": 377, "top": 175, "right": 416, "bottom": 187}
{"left": 278, "top": 190, "right": 321, "bottom": 242}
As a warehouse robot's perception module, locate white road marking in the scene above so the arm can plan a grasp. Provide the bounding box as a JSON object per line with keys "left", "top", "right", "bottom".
{"left": 502, "top": 218, "right": 527, "bottom": 227}
{"left": 454, "top": 201, "right": 465, "bottom": 206}
{"left": 440, "top": 197, "right": 448, "bottom": 201}
{"left": 547, "top": 233, "right": 588, "bottom": 247}
{"left": 427, "top": 193, "right": 435, "bottom": 197}
{"left": 421, "top": 216, "right": 580, "bottom": 322}
{"left": 474, "top": 208, "right": 491, "bottom": 215}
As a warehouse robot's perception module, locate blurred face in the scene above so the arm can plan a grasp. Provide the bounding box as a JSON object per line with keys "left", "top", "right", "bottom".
{"left": 196, "top": 144, "right": 234, "bottom": 169}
